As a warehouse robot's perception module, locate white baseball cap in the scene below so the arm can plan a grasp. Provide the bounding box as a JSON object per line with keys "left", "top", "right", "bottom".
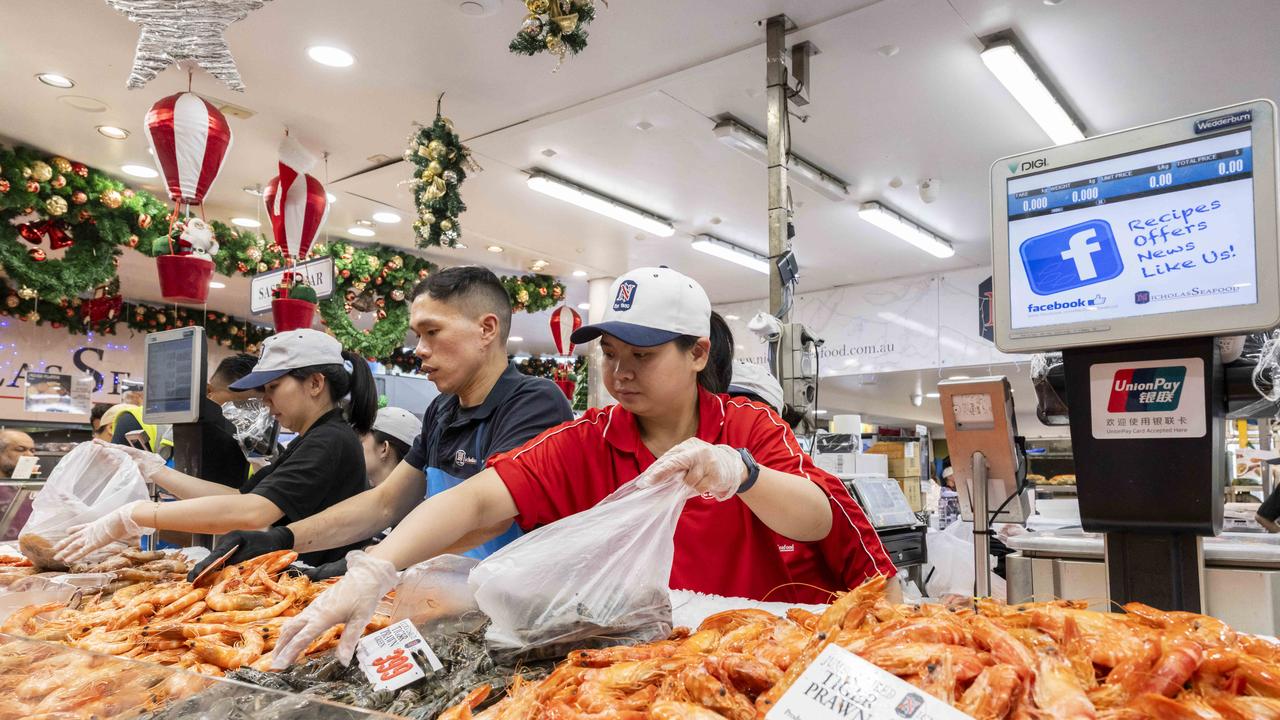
{"left": 372, "top": 407, "right": 421, "bottom": 446}
{"left": 230, "top": 329, "right": 345, "bottom": 390}
{"left": 571, "top": 267, "right": 711, "bottom": 347}
{"left": 728, "top": 360, "right": 784, "bottom": 413}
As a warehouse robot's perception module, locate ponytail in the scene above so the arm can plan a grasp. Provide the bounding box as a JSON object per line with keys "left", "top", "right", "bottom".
{"left": 675, "top": 311, "right": 735, "bottom": 394}
{"left": 285, "top": 350, "right": 377, "bottom": 434}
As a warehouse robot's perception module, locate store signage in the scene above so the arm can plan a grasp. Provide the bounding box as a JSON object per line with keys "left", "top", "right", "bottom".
{"left": 24, "top": 371, "right": 92, "bottom": 415}
{"left": 765, "top": 644, "right": 971, "bottom": 720}
{"left": 1089, "top": 357, "right": 1206, "bottom": 439}
{"left": 355, "top": 618, "right": 442, "bottom": 692}
{"left": 248, "top": 256, "right": 335, "bottom": 314}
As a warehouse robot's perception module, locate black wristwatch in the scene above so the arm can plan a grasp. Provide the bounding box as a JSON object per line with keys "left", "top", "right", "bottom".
{"left": 736, "top": 448, "right": 761, "bottom": 494}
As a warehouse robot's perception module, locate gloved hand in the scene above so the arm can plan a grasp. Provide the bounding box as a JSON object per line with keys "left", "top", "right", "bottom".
{"left": 303, "top": 557, "right": 348, "bottom": 581}
{"left": 271, "top": 550, "right": 398, "bottom": 668}
{"left": 94, "top": 438, "right": 167, "bottom": 480}
{"left": 53, "top": 500, "right": 151, "bottom": 564}
{"left": 644, "top": 438, "right": 746, "bottom": 501}
{"left": 186, "top": 527, "right": 295, "bottom": 582}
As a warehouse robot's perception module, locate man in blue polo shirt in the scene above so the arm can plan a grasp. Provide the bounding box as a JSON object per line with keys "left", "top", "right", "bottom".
{"left": 189, "top": 266, "right": 572, "bottom": 579}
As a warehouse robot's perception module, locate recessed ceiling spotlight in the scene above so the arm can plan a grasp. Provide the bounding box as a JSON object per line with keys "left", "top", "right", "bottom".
{"left": 36, "top": 73, "right": 74, "bottom": 88}
{"left": 577, "top": 302, "right": 590, "bottom": 310}
{"left": 635, "top": 121, "right": 654, "bottom": 132}
{"left": 486, "top": 245, "right": 503, "bottom": 253}
{"left": 121, "top": 164, "right": 158, "bottom": 179}
{"left": 59, "top": 95, "right": 108, "bottom": 113}
{"left": 243, "top": 185, "right": 264, "bottom": 196}
{"left": 509, "top": 336, "right": 524, "bottom": 343}
{"left": 529, "top": 259, "right": 550, "bottom": 271}
{"left": 326, "top": 192, "right": 337, "bottom": 203}
{"left": 925, "top": 392, "right": 941, "bottom": 398}
{"left": 709, "top": 216, "right": 723, "bottom": 225}
{"left": 724, "top": 315, "right": 740, "bottom": 321}
{"left": 372, "top": 211, "right": 401, "bottom": 223}
{"left": 456, "top": 0, "right": 500, "bottom": 16}
{"left": 877, "top": 44, "right": 900, "bottom": 57}
{"left": 209, "top": 281, "right": 227, "bottom": 289}
{"left": 307, "top": 46, "right": 355, "bottom": 67}
{"left": 541, "top": 148, "right": 557, "bottom": 158}
{"left": 96, "top": 125, "right": 129, "bottom": 140}
{"left": 571, "top": 270, "right": 587, "bottom": 277}
{"left": 347, "top": 226, "right": 375, "bottom": 237}
{"left": 231, "top": 217, "right": 261, "bottom": 228}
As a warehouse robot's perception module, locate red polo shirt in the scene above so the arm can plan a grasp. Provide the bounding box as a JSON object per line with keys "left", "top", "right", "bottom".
{"left": 489, "top": 387, "right": 895, "bottom": 604}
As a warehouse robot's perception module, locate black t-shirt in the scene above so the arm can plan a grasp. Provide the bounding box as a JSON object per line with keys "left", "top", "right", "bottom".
{"left": 240, "top": 407, "right": 368, "bottom": 566}
{"left": 199, "top": 398, "right": 251, "bottom": 489}
{"left": 403, "top": 362, "right": 573, "bottom": 481}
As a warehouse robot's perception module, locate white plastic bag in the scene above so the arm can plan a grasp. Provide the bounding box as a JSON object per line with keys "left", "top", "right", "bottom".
{"left": 18, "top": 442, "right": 149, "bottom": 568}
{"left": 923, "top": 521, "right": 1006, "bottom": 601}
{"left": 470, "top": 471, "right": 696, "bottom": 662}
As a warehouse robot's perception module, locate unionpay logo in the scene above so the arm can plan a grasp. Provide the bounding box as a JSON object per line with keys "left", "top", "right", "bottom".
{"left": 613, "top": 279, "right": 638, "bottom": 311}
{"left": 1108, "top": 366, "right": 1187, "bottom": 413}
{"left": 1020, "top": 219, "right": 1124, "bottom": 296}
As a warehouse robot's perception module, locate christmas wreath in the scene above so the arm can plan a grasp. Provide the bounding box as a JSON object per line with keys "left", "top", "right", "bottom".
{"left": 407, "top": 95, "right": 475, "bottom": 249}
{"left": 0, "top": 146, "right": 168, "bottom": 299}
{"left": 509, "top": 0, "right": 599, "bottom": 67}
{"left": 314, "top": 241, "right": 437, "bottom": 360}
{"left": 503, "top": 273, "right": 565, "bottom": 313}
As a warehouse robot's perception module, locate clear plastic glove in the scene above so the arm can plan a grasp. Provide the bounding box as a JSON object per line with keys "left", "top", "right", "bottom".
{"left": 643, "top": 437, "right": 745, "bottom": 501}
{"left": 94, "top": 438, "right": 166, "bottom": 480}
{"left": 52, "top": 500, "right": 150, "bottom": 563}
{"left": 270, "top": 550, "right": 398, "bottom": 668}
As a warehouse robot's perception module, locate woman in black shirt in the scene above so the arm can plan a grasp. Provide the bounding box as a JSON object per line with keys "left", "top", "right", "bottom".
{"left": 55, "top": 329, "right": 376, "bottom": 567}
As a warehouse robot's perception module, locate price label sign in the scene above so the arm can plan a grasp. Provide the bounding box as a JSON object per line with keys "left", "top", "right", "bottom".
{"left": 354, "top": 618, "right": 443, "bottom": 692}
{"left": 766, "top": 644, "right": 973, "bottom": 720}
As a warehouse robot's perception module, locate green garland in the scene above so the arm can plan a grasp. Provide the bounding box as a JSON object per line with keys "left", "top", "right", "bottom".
{"left": 573, "top": 358, "right": 588, "bottom": 412}
{"left": 0, "top": 146, "right": 168, "bottom": 299}
{"left": 406, "top": 95, "right": 472, "bottom": 249}
{"left": 509, "top": 0, "right": 597, "bottom": 62}
{"left": 313, "top": 241, "right": 436, "bottom": 360}
{"left": 503, "top": 273, "right": 565, "bottom": 313}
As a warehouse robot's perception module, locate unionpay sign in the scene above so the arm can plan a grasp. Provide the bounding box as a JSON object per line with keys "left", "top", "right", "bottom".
{"left": 1089, "top": 358, "right": 1205, "bottom": 439}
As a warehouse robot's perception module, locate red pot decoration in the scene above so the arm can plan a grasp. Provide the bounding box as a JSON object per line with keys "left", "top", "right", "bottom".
{"left": 156, "top": 254, "right": 214, "bottom": 304}
{"left": 554, "top": 378, "right": 575, "bottom": 401}
{"left": 550, "top": 305, "right": 582, "bottom": 355}
{"left": 145, "top": 92, "right": 233, "bottom": 206}
{"left": 271, "top": 297, "right": 316, "bottom": 331}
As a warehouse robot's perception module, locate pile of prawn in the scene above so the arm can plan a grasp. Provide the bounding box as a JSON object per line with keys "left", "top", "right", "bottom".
{"left": 442, "top": 576, "right": 1280, "bottom": 720}
{"left": 0, "top": 550, "right": 391, "bottom": 678}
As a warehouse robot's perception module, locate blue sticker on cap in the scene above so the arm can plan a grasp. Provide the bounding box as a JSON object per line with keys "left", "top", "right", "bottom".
{"left": 613, "top": 280, "right": 638, "bottom": 311}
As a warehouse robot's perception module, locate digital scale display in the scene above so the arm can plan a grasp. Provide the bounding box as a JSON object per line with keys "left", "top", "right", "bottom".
{"left": 145, "top": 335, "right": 196, "bottom": 416}
{"left": 1007, "top": 128, "right": 1257, "bottom": 330}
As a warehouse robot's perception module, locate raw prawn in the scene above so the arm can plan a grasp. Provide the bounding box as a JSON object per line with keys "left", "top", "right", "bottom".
{"left": 958, "top": 664, "right": 1022, "bottom": 719}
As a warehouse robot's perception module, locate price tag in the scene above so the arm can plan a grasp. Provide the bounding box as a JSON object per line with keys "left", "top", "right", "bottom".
{"left": 354, "top": 618, "right": 443, "bottom": 691}
{"left": 765, "top": 644, "right": 973, "bottom": 720}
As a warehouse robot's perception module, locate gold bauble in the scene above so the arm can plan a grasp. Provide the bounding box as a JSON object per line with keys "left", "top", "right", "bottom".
{"left": 517, "top": 289, "right": 530, "bottom": 304}
{"left": 4, "top": 296, "right": 17, "bottom": 308}
{"left": 99, "top": 189, "right": 123, "bottom": 209}
{"left": 416, "top": 144, "right": 430, "bottom": 158}
{"left": 421, "top": 211, "right": 436, "bottom": 225}
{"left": 439, "top": 219, "right": 453, "bottom": 232}
{"left": 18, "top": 286, "right": 37, "bottom": 300}
{"left": 51, "top": 156, "right": 72, "bottom": 174}
{"left": 545, "top": 33, "right": 563, "bottom": 52}
{"left": 427, "top": 140, "right": 446, "bottom": 160}
{"left": 44, "top": 196, "right": 68, "bottom": 216}
{"left": 423, "top": 177, "right": 447, "bottom": 201}
{"left": 24, "top": 311, "right": 39, "bottom": 322}
{"left": 29, "top": 161, "right": 53, "bottom": 182}
{"left": 427, "top": 160, "right": 443, "bottom": 176}
{"left": 526, "top": 0, "right": 550, "bottom": 13}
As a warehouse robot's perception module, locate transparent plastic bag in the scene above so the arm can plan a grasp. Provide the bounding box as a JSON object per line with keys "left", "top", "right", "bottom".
{"left": 18, "top": 442, "right": 149, "bottom": 569}
{"left": 222, "top": 399, "right": 277, "bottom": 457}
{"left": 470, "top": 471, "right": 695, "bottom": 662}
{"left": 392, "top": 554, "right": 485, "bottom": 637}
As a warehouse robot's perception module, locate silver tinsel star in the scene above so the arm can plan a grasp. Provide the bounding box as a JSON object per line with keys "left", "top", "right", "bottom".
{"left": 105, "top": 0, "right": 273, "bottom": 91}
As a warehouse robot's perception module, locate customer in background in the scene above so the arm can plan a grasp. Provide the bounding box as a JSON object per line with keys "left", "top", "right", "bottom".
{"left": 363, "top": 407, "right": 419, "bottom": 488}
{"left": 89, "top": 403, "right": 114, "bottom": 442}
{"left": 0, "top": 431, "right": 36, "bottom": 479}
{"left": 938, "top": 457, "right": 960, "bottom": 528}
{"left": 727, "top": 360, "right": 785, "bottom": 416}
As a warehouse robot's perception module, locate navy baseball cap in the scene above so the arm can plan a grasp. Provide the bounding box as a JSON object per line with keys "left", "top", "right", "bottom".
{"left": 571, "top": 267, "right": 712, "bottom": 347}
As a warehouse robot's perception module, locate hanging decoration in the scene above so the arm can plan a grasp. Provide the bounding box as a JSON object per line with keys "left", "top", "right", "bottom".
{"left": 407, "top": 94, "right": 476, "bottom": 249}
{"left": 104, "top": 0, "right": 273, "bottom": 91}
{"left": 263, "top": 135, "right": 329, "bottom": 261}
{"left": 509, "top": 0, "right": 600, "bottom": 68}
{"left": 0, "top": 145, "right": 168, "bottom": 299}
{"left": 503, "top": 274, "right": 565, "bottom": 314}
{"left": 145, "top": 92, "right": 233, "bottom": 207}
{"left": 82, "top": 278, "right": 124, "bottom": 325}
{"left": 572, "top": 358, "right": 588, "bottom": 412}
{"left": 314, "top": 241, "right": 437, "bottom": 360}
{"left": 549, "top": 304, "right": 582, "bottom": 355}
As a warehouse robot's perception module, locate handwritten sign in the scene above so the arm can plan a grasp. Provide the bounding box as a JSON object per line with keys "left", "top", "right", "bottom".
{"left": 249, "top": 256, "right": 335, "bottom": 314}
{"left": 766, "top": 644, "right": 973, "bottom": 720}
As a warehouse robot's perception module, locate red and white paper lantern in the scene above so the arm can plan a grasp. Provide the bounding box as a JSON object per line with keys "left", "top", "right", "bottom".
{"left": 550, "top": 305, "right": 582, "bottom": 356}
{"left": 144, "top": 92, "right": 233, "bottom": 206}
{"left": 263, "top": 136, "right": 329, "bottom": 261}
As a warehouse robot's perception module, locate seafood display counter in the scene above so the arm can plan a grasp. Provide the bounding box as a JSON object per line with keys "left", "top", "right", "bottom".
{"left": 1005, "top": 531, "right": 1280, "bottom": 636}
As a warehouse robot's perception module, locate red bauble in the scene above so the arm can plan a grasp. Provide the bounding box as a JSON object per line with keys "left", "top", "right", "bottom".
{"left": 0, "top": 179, "right": 9, "bottom": 193}
{"left": 340, "top": 269, "right": 350, "bottom": 278}
{"left": 25, "top": 180, "right": 39, "bottom": 193}
{"left": 138, "top": 213, "right": 152, "bottom": 229}
{"left": 72, "top": 163, "right": 88, "bottom": 178}
{"left": 28, "top": 248, "right": 46, "bottom": 261}
{"left": 51, "top": 322, "right": 62, "bottom": 329}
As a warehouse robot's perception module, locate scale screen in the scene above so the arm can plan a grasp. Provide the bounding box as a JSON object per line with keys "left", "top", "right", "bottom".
{"left": 844, "top": 474, "right": 917, "bottom": 529}
{"left": 143, "top": 327, "right": 204, "bottom": 424}
{"left": 992, "top": 99, "right": 1279, "bottom": 352}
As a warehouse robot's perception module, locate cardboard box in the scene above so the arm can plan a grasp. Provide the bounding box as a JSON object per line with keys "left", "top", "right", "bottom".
{"left": 898, "top": 477, "right": 923, "bottom": 512}
{"left": 888, "top": 457, "right": 921, "bottom": 478}
{"left": 866, "top": 441, "right": 920, "bottom": 460}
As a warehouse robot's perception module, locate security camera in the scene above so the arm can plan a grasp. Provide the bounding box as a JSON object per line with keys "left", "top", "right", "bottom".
{"left": 918, "top": 178, "right": 940, "bottom": 204}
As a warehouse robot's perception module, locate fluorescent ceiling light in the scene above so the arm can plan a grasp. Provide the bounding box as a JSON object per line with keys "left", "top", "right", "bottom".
{"left": 307, "top": 46, "right": 354, "bottom": 67}
{"left": 691, "top": 234, "right": 769, "bottom": 274}
{"left": 486, "top": 245, "right": 503, "bottom": 253}
{"left": 121, "top": 164, "right": 158, "bottom": 179}
{"left": 209, "top": 281, "right": 227, "bottom": 289}
{"left": 980, "top": 39, "right": 1085, "bottom": 145}
{"left": 857, "top": 202, "right": 955, "bottom": 259}
{"left": 724, "top": 314, "right": 740, "bottom": 321}
{"left": 96, "top": 125, "right": 129, "bottom": 140}
{"left": 231, "top": 217, "right": 260, "bottom": 228}
{"left": 372, "top": 211, "right": 401, "bottom": 223}
{"left": 712, "top": 118, "right": 849, "bottom": 201}
{"left": 509, "top": 336, "right": 524, "bottom": 343}
{"left": 527, "top": 172, "right": 674, "bottom": 237}
{"left": 347, "top": 226, "right": 375, "bottom": 237}
{"left": 950, "top": 375, "right": 971, "bottom": 380}
{"left": 572, "top": 270, "right": 588, "bottom": 278}
{"left": 925, "top": 392, "right": 940, "bottom": 399}
{"left": 36, "top": 73, "right": 74, "bottom": 88}
{"left": 816, "top": 410, "right": 829, "bottom": 415}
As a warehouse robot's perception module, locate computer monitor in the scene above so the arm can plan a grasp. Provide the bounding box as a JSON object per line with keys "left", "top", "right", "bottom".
{"left": 991, "top": 99, "right": 1280, "bottom": 353}
{"left": 143, "top": 327, "right": 206, "bottom": 425}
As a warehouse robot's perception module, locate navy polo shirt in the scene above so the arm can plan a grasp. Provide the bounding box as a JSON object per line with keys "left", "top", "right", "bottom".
{"left": 404, "top": 362, "right": 573, "bottom": 481}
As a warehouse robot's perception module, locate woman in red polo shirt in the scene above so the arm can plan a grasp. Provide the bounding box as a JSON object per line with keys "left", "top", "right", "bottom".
{"left": 272, "top": 267, "right": 896, "bottom": 667}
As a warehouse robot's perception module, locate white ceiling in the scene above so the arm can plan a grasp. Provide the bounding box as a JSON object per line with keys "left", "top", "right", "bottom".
{"left": 2, "top": 0, "right": 1278, "bottom": 369}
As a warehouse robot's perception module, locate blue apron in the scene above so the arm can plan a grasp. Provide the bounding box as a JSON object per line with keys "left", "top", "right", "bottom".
{"left": 425, "top": 419, "right": 523, "bottom": 560}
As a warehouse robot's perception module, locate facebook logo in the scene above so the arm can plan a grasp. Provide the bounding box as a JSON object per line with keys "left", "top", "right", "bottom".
{"left": 1019, "top": 220, "right": 1124, "bottom": 296}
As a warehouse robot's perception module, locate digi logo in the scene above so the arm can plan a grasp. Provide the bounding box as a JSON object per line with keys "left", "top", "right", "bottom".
{"left": 1020, "top": 220, "right": 1124, "bottom": 296}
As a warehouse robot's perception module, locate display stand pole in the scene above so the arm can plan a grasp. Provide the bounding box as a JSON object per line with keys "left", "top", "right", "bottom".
{"left": 971, "top": 450, "right": 992, "bottom": 599}
{"left": 765, "top": 15, "right": 790, "bottom": 319}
